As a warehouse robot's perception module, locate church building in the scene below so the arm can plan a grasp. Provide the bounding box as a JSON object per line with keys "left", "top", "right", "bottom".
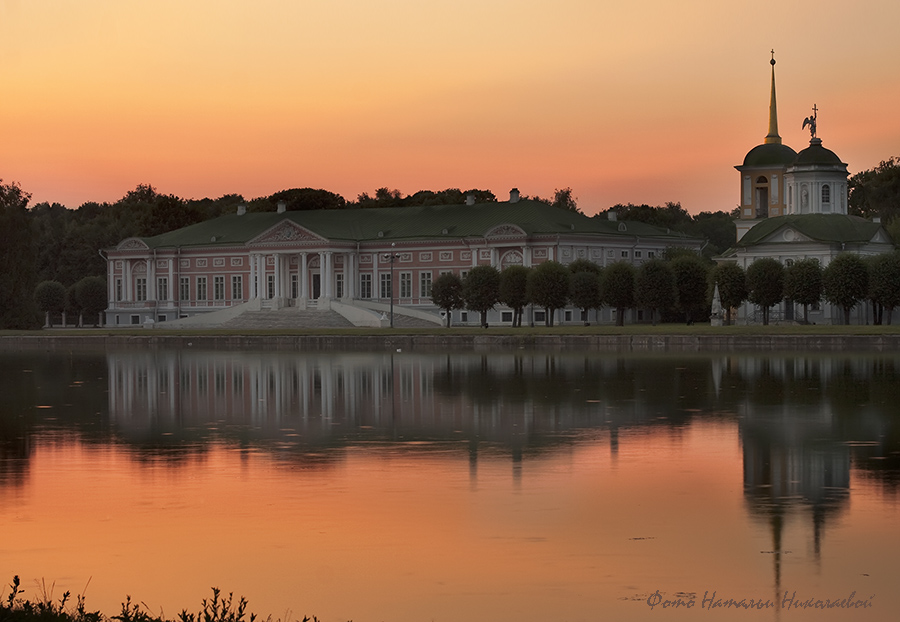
{"left": 721, "top": 55, "right": 893, "bottom": 324}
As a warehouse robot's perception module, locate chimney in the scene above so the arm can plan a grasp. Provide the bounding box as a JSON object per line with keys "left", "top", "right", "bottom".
{"left": 277, "top": 201, "right": 286, "bottom": 214}
{"left": 466, "top": 194, "right": 475, "bottom": 206}
{"left": 607, "top": 211, "right": 617, "bottom": 221}
{"left": 873, "top": 216, "right": 881, "bottom": 223}
{"left": 237, "top": 204, "right": 246, "bottom": 216}
{"left": 509, "top": 188, "right": 520, "bottom": 203}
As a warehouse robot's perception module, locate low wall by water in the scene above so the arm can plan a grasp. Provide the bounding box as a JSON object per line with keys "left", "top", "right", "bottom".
{"left": 3, "top": 333, "right": 900, "bottom": 352}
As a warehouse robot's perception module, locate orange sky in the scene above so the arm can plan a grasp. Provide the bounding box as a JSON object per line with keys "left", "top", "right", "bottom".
{"left": 2, "top": 0, "right": 899, "bottom": 215}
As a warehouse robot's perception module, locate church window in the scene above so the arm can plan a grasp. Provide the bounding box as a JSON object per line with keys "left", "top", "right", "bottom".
{"left": 822, "top": 185, "right": 831, "bottom": 203}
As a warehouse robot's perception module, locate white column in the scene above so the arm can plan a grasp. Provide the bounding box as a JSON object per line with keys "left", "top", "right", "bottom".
{"left": 274, "top": 253, "right": 282, "bottom": 298}
{"left": 125, "top": 260, "right": 133, "bottom": 301}
{"left": 324, "top": 252, "right": 333, "bottom": 298}
{"left": 148, "top": 259, "right": 156, "bottom": 301}
{"left": 167, "top": 259, "right": 174, "bottom": 302}
{"left": 346, "top": 253, "right": 356, "bottom": 299}
{"left": 490, "top": 248, "right": 498, "bottom": 267}
{"left": 258, "top": 254, "right": 267, "bottom": 299}
{"left": 318, "top": 251, "right": 327, "bottom": 299}
{"left": 300, "top": 253, "right": 308, "bottom": 301}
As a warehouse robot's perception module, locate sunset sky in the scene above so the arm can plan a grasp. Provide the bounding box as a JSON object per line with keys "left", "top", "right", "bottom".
{"left": 2, "top": 0, "right": 899, "bottom": 215}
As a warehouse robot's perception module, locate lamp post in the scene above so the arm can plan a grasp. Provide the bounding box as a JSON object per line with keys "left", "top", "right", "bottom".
{"left": 383, "top": 243, "right": 401, "bottom": 328}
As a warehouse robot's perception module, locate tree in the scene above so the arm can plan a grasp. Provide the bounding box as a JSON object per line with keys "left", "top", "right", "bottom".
{"left": 65, "top": 283, "right": 82, "bottom": 327}
{"left": 567, "top": 258, "right": 602, "bottom": 275}
{"left": 849, "top": 157, "right": 900, "bottom": 224}
{"left": 866, "top": 252, "right": 900, "bottom": 325}
{"left": 0, "top": 180, "right": 39, "bottom": 329}
{"left": 710, "top": 263, "right": 747, "bottom": 325}
{"left": 462, "top": 265, "right": 500, "bottom": 328}
{"left": 75, "top": 276, "right": 108, "bottom": 326}
{"left": 526, "top": 261, "right": 570, "bottom": 327}
{"left": 34, "top": 281, "right": 66, "bottom": 327}
{"left": 431, "top": 273, "right": 464, "bottom": 327}
{"left": 783, "top": 258, "right": 823, "bottom": 324}
{"left": 569, "top": 270, "right": 602, "bottom": 325}
{"left": 670, "top": 255, "right": 709, "bottom": 325}
{"left": 499, "top": 265, "right": 530, "bottom": 327}
{"left": 602, "top": 262, "right": 635, "bottom": 326}
{"left": 635, "top": 259, "right": 676, "bottom": 325}
{"left": 551, "top": 187, "right": 581, "bottom": 213}
{"left": 823, "top": 253, "right": 869, "bottom": 324}
{"left": 267, "top": 188, "right": 347, "bottom": 211}
{"left": 746, "top": 258, "right": 785, "bottom": 325}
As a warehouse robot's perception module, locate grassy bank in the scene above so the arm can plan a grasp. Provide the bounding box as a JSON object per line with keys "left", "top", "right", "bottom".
{"left": 5, "top": 323, "right": 900, "bottom": 337}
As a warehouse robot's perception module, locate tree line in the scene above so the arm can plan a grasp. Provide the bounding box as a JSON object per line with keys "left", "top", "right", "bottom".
{"left": 430, "top": 250, "right": 712, "bottom": 328}
{"left": 431, "top": 249, "right": 900, "bottom": 328}
{"left": 2, "top": 153, "right": 896, "bottom": 329}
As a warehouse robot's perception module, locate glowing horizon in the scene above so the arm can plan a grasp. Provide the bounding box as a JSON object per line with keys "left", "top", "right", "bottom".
{"left": 2, "top": 0, "right": 899, "bottom": 215}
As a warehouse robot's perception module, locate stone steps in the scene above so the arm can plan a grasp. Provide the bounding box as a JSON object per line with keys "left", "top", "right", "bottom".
{"left": 222, "top": 308, "right": 355, "bottom": 329}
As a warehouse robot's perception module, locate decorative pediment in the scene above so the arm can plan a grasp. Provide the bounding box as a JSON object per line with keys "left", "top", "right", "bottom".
{"left": 117, "top": 238, "right": 149, "bottom": 251}
{"left": 250, "top": 221, "right": 324, "bottom": 245}
{"left": 759, "top": 227, "right": 813, "bottom": 244}
{"left": 486, "top": 223, "right": 526, "bottom": 238}
{"left": 872, "top": 230, "right": 892, "bottom": 244}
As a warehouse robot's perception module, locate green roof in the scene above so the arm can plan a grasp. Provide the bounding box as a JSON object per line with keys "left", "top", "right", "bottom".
{"left": 737, "top": 214, "right": 884, "bottom": 247}
{"left": 793, "top": 139, "right": 844, "bottom": 166}
{"left": 133, "top": 200, "right": 699, "bottom": 249}
{"left": 741, "top": 143, "right": 798, "bottom": 167}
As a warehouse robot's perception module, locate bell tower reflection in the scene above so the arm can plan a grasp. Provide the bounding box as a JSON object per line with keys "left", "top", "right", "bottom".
{"left": 736, "top": 355, "right": 851, "bottom": 605}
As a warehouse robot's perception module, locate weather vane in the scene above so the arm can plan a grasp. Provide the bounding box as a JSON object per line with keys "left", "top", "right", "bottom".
{"left": 802, "top": 104, "right": 818, "bottom": 139}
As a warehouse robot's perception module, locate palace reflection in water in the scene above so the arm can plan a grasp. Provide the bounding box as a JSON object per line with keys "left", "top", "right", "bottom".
{"left": 2, "top": 349, "right": 899, "bottom": 620}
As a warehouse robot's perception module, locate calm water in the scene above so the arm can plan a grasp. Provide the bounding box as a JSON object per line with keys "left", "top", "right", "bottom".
{"left": 1, "top": 348, "right": 898, "bottom": 621}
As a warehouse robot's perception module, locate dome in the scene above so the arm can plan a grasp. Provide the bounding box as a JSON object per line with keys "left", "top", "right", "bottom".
{"left": 793, "top": 138, "right": 844, "bottom": 166}
{"left": 742, "top": 143, "right": 798, "bottom": 167}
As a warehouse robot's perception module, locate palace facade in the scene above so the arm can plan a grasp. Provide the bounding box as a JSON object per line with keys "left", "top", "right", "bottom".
{"left": 104, "top": 190, "right": 702, "bottom": 327}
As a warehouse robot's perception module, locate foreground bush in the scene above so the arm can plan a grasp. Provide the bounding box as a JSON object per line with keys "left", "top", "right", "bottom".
{"left": 0, "top": 577, "right": 340, "bottom": 622}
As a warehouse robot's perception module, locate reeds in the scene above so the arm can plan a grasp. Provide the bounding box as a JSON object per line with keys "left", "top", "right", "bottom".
{"left": 1, "top": 578, "right": 337, "bottom": 622}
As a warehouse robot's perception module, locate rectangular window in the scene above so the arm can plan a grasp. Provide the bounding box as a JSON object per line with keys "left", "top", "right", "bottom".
{"left": 267, "top": 275, "right": 275, "bottom": 299}
{"left": 115, "top": 279, "right": 123, "bottom": 302}
{"left": 634, "top": 251, "right": 642, "bottom": 259}
{"left": 621, "top": 250, "right": 629, "bottom": 258}
{"left": 180, "top": 277, "right": 190, "bottom": 301}
{"left": 399, "top": 272, "right": 412, "bottom": 298}
{"left": 564, "top": 310, "right": 572, "bottom": 321}
{"left": 135, "top": 278, "right": 147, "bottom": 301}
{"left": 213, "top": 276, "right": 225, "bottom": 301}
{"left": 420, "top": 271, "right": 433, "bottom": 298}
{"left": 360, "top": 274, "right": 372, "bottom": 299}
{"left": 460, "top": 270, "right": 468, "bottom": 281}
{"left": 648, "top": 251, "right": 656, "bottom": 259}
{"left": 501, "top": 311, "right": 513, "bottom": 322}
{"left": 335, "top": 273, "right": 344, "bottom": 298}
{"left": 291, "top": 274, "right": 299, "bottom": 299}
{"left": 157, "top": 277, "right": 168, "bottom": 301}
{"left": 232, "top": 275, "right": 243, "bottom": 301}
{"left": 534, "top": 310, "right": 546, "bottom": 323}
{"left": 380, "top": 273, "right": 392, "bottom": 299}
{"left": 197, "top": 276, "right": 207, "bottom": 301}
{"left": 461, "top": 311, "right": 468, "bottom": 322}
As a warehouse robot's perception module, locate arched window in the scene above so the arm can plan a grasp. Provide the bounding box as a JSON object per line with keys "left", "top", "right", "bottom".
{"left": 822, "top": 184, "right": 831, "bottom": 204}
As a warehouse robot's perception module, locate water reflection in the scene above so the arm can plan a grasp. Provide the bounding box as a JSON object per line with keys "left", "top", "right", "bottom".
{"left": 2, "top": 349, "right": 899, "bottom": 619}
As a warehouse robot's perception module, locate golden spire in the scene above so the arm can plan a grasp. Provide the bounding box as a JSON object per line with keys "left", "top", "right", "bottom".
{"left": 764, "top": 50, "right": 782, "bottom": 145}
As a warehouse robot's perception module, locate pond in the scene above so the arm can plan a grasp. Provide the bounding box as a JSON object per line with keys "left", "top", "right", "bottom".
{"left": 1, "top": 348, "right": 897, "bottom": 621}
